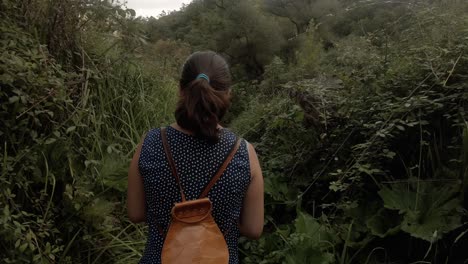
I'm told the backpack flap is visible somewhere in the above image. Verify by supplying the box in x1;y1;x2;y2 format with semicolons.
171;198;212;224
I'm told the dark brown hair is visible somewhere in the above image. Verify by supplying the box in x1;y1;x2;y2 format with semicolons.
175;51;232;143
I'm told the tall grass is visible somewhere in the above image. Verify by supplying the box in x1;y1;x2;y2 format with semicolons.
72;62;178;263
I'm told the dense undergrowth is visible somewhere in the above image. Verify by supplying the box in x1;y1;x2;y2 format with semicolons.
1;0;467;263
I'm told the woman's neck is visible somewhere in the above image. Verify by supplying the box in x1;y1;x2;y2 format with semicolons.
170;123;223;135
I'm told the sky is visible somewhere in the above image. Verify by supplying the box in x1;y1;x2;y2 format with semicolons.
124;0;192;17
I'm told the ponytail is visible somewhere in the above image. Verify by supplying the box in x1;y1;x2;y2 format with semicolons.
175;51;231;143
175;79;230;143
176;51;232;143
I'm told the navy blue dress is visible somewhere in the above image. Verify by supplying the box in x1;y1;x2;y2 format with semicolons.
138;126;251;264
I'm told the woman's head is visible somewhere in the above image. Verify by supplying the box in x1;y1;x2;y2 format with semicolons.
175;51;232;143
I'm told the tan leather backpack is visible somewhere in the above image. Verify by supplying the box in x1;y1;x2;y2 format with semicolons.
160;127;241;264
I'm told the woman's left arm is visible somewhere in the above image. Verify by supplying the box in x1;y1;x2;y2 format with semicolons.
127;139;146;223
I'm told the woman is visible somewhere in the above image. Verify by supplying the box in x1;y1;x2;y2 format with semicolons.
127;51;264;264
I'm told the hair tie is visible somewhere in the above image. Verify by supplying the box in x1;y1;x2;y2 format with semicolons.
196;73;210;83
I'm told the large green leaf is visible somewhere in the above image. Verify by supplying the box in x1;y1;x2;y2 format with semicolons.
295;212;338;247
379;182;462;241
283;212;337;264
366;208;401;238
379;186;416;213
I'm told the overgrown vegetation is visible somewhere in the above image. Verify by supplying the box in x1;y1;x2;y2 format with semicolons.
1;0;467;263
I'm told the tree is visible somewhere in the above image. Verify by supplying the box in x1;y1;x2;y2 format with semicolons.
263;0;339;35
146;0;286;78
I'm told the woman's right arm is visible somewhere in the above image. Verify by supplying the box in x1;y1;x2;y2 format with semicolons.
239;143;264;240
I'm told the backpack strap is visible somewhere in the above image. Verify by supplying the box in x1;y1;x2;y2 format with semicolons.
161;127;187;202
198;137;242;199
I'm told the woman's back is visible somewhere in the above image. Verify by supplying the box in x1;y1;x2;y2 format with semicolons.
138;126;251;264
127;51;263;263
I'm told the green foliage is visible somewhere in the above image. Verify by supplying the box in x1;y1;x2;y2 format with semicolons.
148;0;286;77
233;1;468;263
1;0;176;262
295;28;322;77
0;18;78;263
379;181;462;242
263;0;340;34
2;0;468;263
284;212;336;264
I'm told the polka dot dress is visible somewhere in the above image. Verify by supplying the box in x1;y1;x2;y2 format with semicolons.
138;126;251;264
